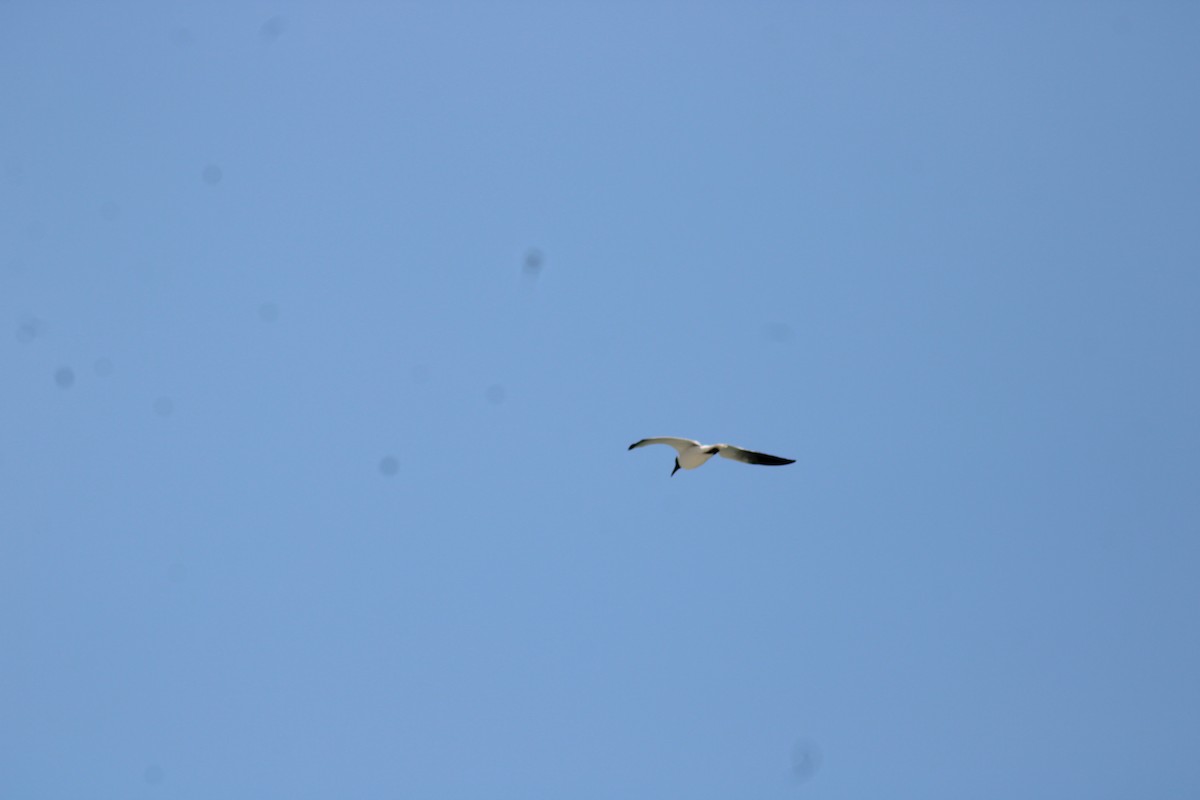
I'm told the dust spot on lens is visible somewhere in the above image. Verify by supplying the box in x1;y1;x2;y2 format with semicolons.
411;364;431;383
791;739;822;784
16;317;43;343
143;764;164;785
260;15;288;42
202;164;223;186
765;322;793;343
485;384;506;405
54;367;75;389
93;358;114;377
379;456;399;476
257;302;279;323
153;397;175;417
99;200;120;221
523;248;544;276
169;27;194;46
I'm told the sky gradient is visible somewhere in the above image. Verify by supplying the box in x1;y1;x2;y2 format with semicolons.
3;3;1199;798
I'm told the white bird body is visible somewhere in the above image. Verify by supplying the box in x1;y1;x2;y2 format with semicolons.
628;437;795;476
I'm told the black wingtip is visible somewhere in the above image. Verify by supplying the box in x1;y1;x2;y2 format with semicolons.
747;453;796;466
627;442;637;450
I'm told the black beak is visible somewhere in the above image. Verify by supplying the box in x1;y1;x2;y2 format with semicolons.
671;459;681;477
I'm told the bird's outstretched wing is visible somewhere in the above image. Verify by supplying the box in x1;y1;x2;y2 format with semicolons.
716;444;795;466
628;437;700;455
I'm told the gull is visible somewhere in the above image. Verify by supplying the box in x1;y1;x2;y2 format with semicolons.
628;437;795;476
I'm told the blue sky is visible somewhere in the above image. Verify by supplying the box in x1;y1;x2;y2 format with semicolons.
3;3;1199;798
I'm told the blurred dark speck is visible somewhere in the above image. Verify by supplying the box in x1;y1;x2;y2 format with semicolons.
169;27;194;46
16;317;43;343
379;456;399;477
791;739;822;784
144;764;164;785
153;397;175;417
93;358;114;377
486;384;506;405
99;200;120;222
54;367;75;389
202;164;223;186
765;322;793;343
523;248;544;276
257;302;279;323
260;15;288;42
411;364;431;383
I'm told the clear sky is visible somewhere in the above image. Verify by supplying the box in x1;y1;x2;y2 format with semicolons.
3;3;1199;798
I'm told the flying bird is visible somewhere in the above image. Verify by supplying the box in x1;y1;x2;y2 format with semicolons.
628;437;795;476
